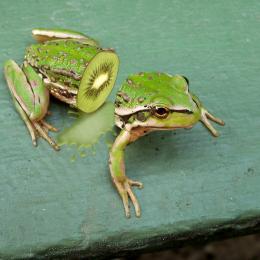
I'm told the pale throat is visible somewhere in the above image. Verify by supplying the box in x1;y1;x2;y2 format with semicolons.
92;73;109;89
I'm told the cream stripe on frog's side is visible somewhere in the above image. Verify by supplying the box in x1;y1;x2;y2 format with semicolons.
43;79;77;106
115;104;196;116
32;28;99;46
32;29;87;40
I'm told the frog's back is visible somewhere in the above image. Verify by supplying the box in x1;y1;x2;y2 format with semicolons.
115;72;180;112
25;40;102;87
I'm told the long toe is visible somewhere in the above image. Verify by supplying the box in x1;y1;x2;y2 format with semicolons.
41;120;59;132
34;122;60;151
114;180;131;218
128;179;143;189
126;184;141;217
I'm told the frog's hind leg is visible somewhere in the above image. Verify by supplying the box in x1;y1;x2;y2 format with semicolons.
4;59;59;150
32;28;99;46
200;108;225;137
13;98;37;146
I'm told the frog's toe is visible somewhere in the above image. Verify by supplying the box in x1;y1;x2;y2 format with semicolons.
114;180;131;217
113;177;142;218
32;138;37;147
200;108;224;137
128;179;143;189
121;192;130;218
25;121;37;146
33;122;60;151
28;128;37;146
205;111;225;126
40;120;59;132
125;181;141;217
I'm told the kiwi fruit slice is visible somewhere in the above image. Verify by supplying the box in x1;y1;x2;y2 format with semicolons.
77;51;119;113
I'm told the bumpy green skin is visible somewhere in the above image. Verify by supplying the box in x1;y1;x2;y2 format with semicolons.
26;40;101;89
25;37;119;113
4;60;49;121
116;72;195;111
110;72;225;218
115;72;202;129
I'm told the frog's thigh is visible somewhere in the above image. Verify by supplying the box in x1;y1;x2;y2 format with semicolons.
4;60;48;121
4;60;38;142
4;60;35;117
22;62;49;121
32;28;99;46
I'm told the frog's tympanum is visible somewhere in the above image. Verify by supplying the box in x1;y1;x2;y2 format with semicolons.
110;72;225;217
4;28;119;150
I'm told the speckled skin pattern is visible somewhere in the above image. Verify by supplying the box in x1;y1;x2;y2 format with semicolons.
25;40;102;89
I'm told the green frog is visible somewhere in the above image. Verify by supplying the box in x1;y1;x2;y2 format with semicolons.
4;28;119;150
110;72;225;218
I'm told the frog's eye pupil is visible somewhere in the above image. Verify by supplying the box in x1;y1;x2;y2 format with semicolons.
157;108;167;115
154;107;169;118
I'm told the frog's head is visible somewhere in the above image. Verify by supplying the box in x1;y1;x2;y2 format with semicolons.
139;74;201;130
115;73;201;130
115;72;224;135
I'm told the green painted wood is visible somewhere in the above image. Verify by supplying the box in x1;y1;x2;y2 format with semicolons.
0;0;260;259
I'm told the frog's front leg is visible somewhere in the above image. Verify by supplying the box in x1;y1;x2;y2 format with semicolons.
200;108;225;137
32;28;99;46
109;128;143;218
4;60;59;150
192;94;225;137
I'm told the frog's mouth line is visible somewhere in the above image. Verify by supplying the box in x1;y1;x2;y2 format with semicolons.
140;125;194;131
115;105;194;117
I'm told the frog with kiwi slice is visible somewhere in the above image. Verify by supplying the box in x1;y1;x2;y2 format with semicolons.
110;72;225;218
4;30;224;218
4;28;119;150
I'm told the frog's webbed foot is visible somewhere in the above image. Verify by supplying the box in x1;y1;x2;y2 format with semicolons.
13;100;59;150
33;121;60;151
40;120;59;133
200;108;225;137
113;177;143;218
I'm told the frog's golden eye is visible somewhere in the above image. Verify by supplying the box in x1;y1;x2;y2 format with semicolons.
153;107;170;119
